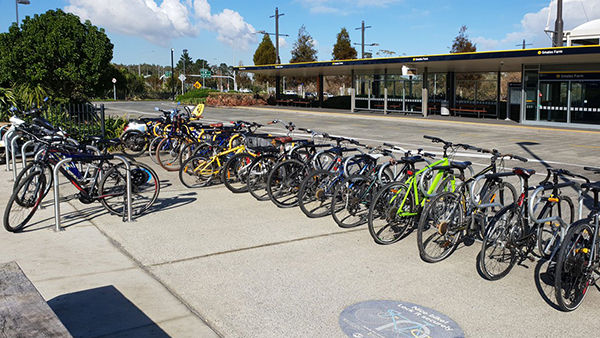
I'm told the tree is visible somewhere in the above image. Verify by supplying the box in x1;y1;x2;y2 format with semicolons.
450;25;476;53
290;25;318;63
332;28;357;60
0;9;114;102
253;34;276;84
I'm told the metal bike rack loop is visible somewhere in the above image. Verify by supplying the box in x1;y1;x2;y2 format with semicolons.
4;129;15;172
10;132;27;182
53;155;133;232
21;139;36;169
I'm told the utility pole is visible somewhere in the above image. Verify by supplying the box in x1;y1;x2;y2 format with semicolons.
354;21;378;58
270;7;285;64
553;0;564;47
170;48;175;100
517;39;532;49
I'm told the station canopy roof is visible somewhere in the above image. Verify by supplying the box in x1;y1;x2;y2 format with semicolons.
234;45;600;77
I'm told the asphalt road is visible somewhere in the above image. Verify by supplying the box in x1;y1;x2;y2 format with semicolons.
85;101;600;337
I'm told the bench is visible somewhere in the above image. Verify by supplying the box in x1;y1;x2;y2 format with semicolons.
275;99;293;106
450;106;490;118
415;103;440;114
0;261;72;337
292;101;311;107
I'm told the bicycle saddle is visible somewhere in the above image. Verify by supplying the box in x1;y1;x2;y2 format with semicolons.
450;161;472;170
513;167;536;178
399;156;425;164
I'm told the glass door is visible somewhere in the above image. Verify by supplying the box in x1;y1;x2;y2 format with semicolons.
570;81;600;124
539;81;569;123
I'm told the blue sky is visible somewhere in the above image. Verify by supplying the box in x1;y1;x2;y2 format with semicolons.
1;0;599;69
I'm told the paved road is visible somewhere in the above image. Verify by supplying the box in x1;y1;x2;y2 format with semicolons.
25;101;600;337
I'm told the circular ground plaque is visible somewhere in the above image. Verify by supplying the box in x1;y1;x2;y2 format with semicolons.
339;300;465;338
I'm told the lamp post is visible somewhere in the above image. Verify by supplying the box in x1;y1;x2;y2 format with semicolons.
182;49;188;95
170;48;175;100
15;0;30;25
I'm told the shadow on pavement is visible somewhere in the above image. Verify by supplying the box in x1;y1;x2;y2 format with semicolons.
48;285;171;338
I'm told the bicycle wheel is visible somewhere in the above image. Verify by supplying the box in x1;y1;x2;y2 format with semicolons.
99;161;160;216
148;136;163;164
266;159;308;208
221;152;254;193
331;174;373;228
554;220;594;311
474;181;518;239
247;154;278;201
311;150;336;171
537;195;574;259
4;170;46;232
417;191;464;263
367;182;414;245
298;169;337;218
120;130;148;157
179;155;216;188
156;137;190;171
479;203;519;280
14;161;53;200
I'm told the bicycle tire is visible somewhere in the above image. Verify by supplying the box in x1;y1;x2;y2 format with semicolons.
221;152;254;193
367;181;414;245
537;195;574;259
98;161;160;216
179;155;216;188
4;170;46;232
298;169;337;218
156;136;191;171
120;130;148;157
479;203;519;280
554;219;594;311
14;161;53;200
148;136;163;164
266;159;308;208
474;181;518;239
247;154;278;201
331;174;373;228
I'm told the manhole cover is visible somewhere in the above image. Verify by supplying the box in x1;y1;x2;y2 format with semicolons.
339;300;465;338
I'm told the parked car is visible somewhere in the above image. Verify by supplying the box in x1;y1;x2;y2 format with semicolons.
323;92;334;98
240;88;252;93
284;90;297;95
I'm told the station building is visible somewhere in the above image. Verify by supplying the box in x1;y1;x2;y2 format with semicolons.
235;20;600;128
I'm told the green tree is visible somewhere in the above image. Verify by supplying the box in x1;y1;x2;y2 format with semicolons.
332;28;357;60
0;9;114;102
450;25;476;53
253;34;277;85
290;25;318;63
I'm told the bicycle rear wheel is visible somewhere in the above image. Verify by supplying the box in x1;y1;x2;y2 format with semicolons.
331;174;372;228
156;137;190;171
554;220;594;311
99;161;161;216
266;159;308;208
298;169;337;218
4;170;46;232
367;182;414;245
537;195;574;259
478;203;519;280
221;152;254;193
474;181;517;239
247;155;277;201
417;191;464;263
120;130;148;157
179;155;216;188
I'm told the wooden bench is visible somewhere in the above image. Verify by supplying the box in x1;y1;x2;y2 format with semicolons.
275;99;293;106
450;106;492;118
0;261;72;337
416;103;440;114
292;101;311;107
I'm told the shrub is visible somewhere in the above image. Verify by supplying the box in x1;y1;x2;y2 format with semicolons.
176;88;219;104
205;93;266;106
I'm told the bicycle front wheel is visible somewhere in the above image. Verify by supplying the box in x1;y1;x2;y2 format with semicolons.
417;191;464;263
331;174;372;228
4;170;46;232
99;161;161;216
247;155;277;201
179;155;216;188
554;220;594;311
478;203;519;280
266;159;308;208
367;182;414;245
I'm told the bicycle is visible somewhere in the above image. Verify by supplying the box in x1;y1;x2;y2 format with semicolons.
553;166;600;311
416;148;524;263
367;135;468;245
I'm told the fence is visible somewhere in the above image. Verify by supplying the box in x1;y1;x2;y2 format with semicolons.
44;103;105;141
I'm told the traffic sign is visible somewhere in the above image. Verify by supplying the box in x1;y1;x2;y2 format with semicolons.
112;78;117;84
165;71;172;77
178;74;186;82
200;70;211;78
194;81;202;89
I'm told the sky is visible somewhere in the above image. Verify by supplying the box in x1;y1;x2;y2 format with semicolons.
1;0;599;70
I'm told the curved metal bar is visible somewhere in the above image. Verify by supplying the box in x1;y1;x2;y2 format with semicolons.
468;174;504;209
53;157;73;232
113;155;133;222
4;129;15;171
528;185;568;228
10;132;25;182
21;139;36;169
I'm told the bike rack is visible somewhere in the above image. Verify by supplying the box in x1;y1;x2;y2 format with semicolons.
21;139;36;169
4;129;15;172
53;154;133;232
420;165;474;199
10;132;28;182
468;174;505;209
528;182;583;226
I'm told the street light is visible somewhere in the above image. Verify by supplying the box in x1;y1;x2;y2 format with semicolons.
170;48;175;100
15;0;30;25
182;49;187;95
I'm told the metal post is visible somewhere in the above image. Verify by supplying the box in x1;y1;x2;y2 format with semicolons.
10;134;22;182
554;0;564;47
422;67;429;117
384;88;388;115
367;86;371;110
113;155;133;223
53;157;72;232
171;48;175;99
350;88;356;113
100;104;106;138
3;128;13;171
21;139;35;169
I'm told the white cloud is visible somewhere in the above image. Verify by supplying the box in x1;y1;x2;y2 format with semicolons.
279;37;288;49
295;0;402;15
473;0;600;51
65;0;256;50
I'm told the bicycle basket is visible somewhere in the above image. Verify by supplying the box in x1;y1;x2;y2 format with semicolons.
244;136;276;151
